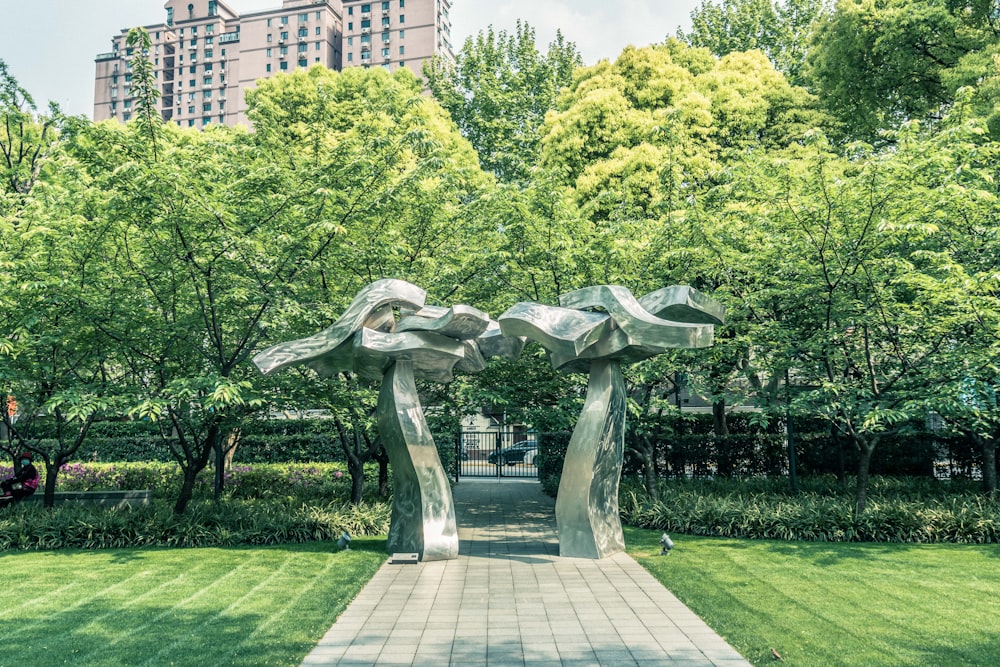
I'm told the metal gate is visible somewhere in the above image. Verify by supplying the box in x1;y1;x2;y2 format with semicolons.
456;431;538;480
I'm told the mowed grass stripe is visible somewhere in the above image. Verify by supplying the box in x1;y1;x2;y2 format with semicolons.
54;554;262;664
4;540;387;667
0;556;225;644
218;538;387;666
132;550;302;667
626;528;1000;667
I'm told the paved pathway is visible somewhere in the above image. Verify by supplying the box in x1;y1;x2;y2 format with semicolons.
301;479;751;666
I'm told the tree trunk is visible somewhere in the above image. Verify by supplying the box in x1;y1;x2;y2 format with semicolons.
853;436;877;516
334;416;366;505
174;465;200;514
712;399;729;436
374;448;390;498
981;436;997;499
632;434;659;501
43;462;59;508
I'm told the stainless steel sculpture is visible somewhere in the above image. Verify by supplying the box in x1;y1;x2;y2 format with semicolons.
253;279;520;561
500;285;723;559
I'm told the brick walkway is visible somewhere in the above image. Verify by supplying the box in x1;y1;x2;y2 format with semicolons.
301;479;751;666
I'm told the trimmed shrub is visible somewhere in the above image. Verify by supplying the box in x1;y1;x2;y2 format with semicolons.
620;476;1000;544
0;498;391;551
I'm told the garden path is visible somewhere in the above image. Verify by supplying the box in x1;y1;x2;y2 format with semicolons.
301;478;751;666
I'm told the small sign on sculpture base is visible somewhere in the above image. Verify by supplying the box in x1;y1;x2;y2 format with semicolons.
391;552;420;564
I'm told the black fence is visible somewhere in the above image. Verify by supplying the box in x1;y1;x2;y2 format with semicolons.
457;431;538;480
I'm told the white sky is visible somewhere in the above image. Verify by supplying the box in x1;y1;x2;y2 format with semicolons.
0;0;701;118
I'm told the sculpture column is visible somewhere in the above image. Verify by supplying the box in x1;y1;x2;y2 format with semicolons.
555;359;627;559
377;359;458;561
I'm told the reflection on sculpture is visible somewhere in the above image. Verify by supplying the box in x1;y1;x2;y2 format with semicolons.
500;285;723;559
253;279;522;561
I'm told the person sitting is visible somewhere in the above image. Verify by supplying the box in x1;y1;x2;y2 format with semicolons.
0;451;39;507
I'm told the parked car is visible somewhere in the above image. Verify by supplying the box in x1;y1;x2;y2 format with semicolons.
488;441;538;465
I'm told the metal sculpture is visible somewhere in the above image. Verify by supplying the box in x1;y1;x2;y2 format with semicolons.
253;279;522;561
500;285;723;559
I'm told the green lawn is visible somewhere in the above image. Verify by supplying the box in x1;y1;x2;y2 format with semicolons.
626;527;1000;667
0;539;387;667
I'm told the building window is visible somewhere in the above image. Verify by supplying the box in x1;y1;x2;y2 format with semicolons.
123;112;132;121
167;7;173;26
316;26;321;35
348;22;353;31
205;49;213;58
189;105;195;113
361;19;371;29
189;79;196;86
299;58;307;67
206;36;214;44
347;52;353;62
399;14;404;23
381;48;389;57
188;92;196;101
203;75;212;85
206;24;214;34
347;37;353;46
204;63;213;71
280;31;288;40
298;27;308;37
267;47;272;56
267;18;272;27
299;13;308;22
399;0;404;7
382;17;389;27
315;11;321;19
281;16;289;25
203;103;212;112
203;117;210;125
399;45;404;55
208;1;218;16
203;90;212;99
124;99;132;108
189;65;196;73
315;41;321;50
280;46;288;55
266;63;272;72
348;7;353;15
361;34;371;43
267;34;273;42
280;61;288;70
382;1;390;9
362;4;371;11
298;43;308;52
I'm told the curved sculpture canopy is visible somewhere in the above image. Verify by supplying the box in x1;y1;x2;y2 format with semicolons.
500;284;724;558
253;279;522;561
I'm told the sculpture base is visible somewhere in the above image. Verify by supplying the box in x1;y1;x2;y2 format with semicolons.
377;360;458;561
555;359;626;559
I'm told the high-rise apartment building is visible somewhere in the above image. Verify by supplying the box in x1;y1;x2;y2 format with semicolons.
93;0;453;128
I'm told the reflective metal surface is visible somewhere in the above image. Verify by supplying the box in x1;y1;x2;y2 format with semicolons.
555;359;626;558
252;279;426;377
500;285;724;559
254;280;516;562
379;360;458;561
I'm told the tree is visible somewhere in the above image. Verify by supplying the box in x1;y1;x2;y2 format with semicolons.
0;59;61;213
246;66;493;505
425;21;582;184
807;0;996;141
679;0;829;85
